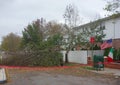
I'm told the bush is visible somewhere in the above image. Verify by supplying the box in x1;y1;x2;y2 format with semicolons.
104;48;120;60
2;51;63;66
104;48;111;56
30;51;63;66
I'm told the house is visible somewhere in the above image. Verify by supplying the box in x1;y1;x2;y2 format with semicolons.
74;13;120;49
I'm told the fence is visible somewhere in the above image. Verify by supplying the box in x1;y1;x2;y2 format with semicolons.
61;51;87;64
61;50;104;64
87;50;104;60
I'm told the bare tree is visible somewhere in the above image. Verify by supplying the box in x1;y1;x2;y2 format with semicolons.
93;13;101;21
104;0;120;13
63;4;81;28
45;21;65;37
63;4;82;63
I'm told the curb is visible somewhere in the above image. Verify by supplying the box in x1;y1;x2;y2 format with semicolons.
0;64;89;71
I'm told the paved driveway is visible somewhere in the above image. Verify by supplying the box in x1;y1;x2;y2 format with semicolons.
2;68;119;85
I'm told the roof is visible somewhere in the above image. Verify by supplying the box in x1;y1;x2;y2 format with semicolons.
74;13;120;30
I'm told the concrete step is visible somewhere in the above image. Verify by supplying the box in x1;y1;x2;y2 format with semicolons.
0;68;7;84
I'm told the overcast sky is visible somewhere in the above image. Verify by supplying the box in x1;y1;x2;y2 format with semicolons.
0;0;107;42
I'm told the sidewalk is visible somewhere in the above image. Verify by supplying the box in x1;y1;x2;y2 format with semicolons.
91;68;120;78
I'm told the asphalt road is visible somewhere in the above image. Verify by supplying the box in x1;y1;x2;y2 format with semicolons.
1;69;119;85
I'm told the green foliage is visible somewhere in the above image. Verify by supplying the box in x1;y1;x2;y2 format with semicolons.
22;19;43;50
31;51;63;66
76;21;105;49
95;26;106;42
19;19;64;66
116;49;120;60
1;33;21;52
82;66;94;70
104;48;111;56
113;48;120;60
1;19;64;66
64;63;79;66
47;34;63;46
90;44;100;50
21;19;64;51
103;48;120;60
2;51;63;66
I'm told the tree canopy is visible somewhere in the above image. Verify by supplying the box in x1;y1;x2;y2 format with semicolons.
21;19;64;51
76;20;106;50
105;0;120;13
1;33;21;52
63;4;81;28
22;19;44;50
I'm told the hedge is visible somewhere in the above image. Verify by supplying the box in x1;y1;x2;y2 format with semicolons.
1;51;63;66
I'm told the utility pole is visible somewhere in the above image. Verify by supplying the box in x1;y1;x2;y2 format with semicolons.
112;21;115;48
90;37;95;60
112;21;116;60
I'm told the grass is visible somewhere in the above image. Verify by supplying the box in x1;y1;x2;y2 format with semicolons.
82;66;95;70
63;63;80;66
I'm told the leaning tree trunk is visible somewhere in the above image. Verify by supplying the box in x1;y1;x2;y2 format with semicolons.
65;50;69;63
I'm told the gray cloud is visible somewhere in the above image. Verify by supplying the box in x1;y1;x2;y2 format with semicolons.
0;0;107;42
